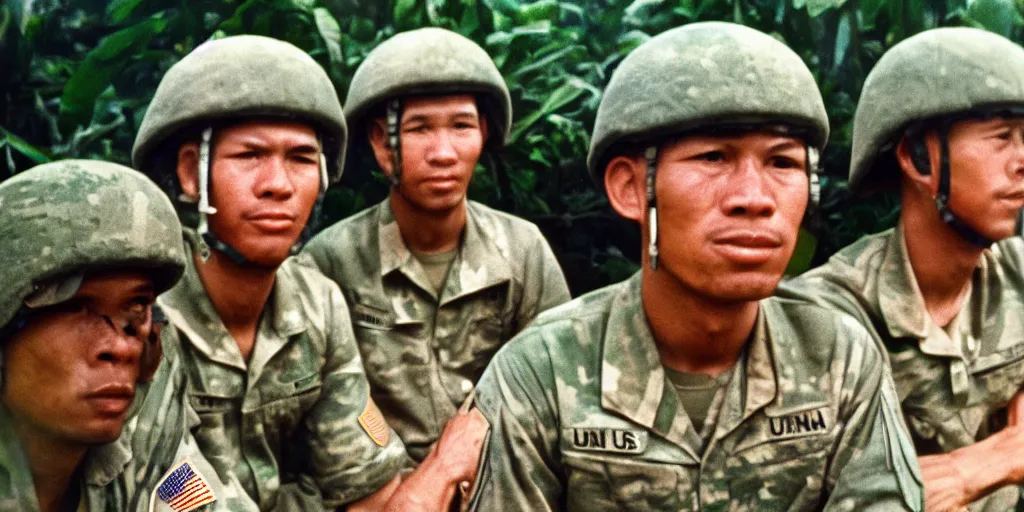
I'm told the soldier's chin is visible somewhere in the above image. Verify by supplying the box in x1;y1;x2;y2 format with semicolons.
234;243;295;269
702;273;782;303
76;421;126;445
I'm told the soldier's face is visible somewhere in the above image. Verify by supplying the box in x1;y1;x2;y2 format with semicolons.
944;117;1024;241
371;94;487;213
617;132;808;302
180;121;322;267
1;271;155;445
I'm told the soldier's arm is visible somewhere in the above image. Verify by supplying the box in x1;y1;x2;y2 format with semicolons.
301;283;408;508
823;324;924;512
512;226;571;334
917;421;1024;510
466;332;564;511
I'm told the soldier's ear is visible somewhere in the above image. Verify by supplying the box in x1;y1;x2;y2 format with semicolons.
479;114;489;146
176;142;201;201
367;118;394;176
604;155;645;223
895;134;940;196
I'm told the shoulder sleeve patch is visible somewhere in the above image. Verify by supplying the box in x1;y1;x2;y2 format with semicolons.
151;459;217;512
359;398;391;447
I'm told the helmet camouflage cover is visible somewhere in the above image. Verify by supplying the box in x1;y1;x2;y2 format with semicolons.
344;27;512;146
850;27;1024;190
0;160;186;330
587;21;829;185
132;34;347;182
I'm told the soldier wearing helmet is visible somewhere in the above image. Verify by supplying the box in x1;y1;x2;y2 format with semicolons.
303;27;571;467
0;160;247;511
132;34;421;509
464;22;923;511
779;27;1024;510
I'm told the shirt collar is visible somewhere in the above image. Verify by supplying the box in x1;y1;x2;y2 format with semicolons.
599;273;782;454
158;229;308;371
376;198;513;304
877;224;971;358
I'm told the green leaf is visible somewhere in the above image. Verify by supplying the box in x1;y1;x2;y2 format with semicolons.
509;79;587;143
516;0;559;24
785;227;818;275
967;0;1023;36
617;29;650;53
394;0;420;26
623;0;665;26
106;0;145;23
58;15;168;134
509;44;584;78
805;0;846;16
313;8;342;67
832;11;851;72
0;127;51;165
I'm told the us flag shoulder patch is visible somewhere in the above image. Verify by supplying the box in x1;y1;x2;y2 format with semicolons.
155;460;216;512
359;398;390;447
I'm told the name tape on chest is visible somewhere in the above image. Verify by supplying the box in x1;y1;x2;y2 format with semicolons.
564;428;648;454
766;407;830;441
352;303;393;329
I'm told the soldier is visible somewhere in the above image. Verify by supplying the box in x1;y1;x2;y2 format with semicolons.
0;159;236;511
304;27;571;464
133;35;484;510
465;22;924;511
778;27;1024;511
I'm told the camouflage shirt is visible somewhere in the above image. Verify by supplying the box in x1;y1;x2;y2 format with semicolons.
304;198;570;461
0;338;256;512
468;272;924;512
779;226;1024;510
157;230;406;509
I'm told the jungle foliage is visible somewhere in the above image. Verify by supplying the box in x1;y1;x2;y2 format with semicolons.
1;0;1022;293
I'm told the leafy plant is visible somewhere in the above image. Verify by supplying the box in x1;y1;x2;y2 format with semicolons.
2;0;1021;293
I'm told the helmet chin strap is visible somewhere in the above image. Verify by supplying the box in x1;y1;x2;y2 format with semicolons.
644;146;659;270
195;128;330;266
386;99;403;187
908;126;993;248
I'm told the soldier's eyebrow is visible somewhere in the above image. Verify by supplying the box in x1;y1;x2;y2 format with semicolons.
768;140;804;152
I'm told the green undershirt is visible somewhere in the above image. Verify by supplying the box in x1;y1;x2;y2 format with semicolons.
411;249;458;295
664;367;731;450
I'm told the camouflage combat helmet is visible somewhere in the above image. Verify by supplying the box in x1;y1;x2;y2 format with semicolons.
851;27;1024;247
0;160;186;330
588;21;828;181
132;35;346;265
588;21;828;269
850;27;1024;191
132;34;347;181
345;27;511;184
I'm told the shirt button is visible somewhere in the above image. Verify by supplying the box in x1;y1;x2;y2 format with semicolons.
461;379;473;393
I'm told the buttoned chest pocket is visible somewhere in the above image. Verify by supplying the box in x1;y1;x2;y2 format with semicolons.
725;435;831;510
970;343;1024;408
351;302;430;375
188;392;243;473
562;452;693;512
455;286;513;378
252;370;323;471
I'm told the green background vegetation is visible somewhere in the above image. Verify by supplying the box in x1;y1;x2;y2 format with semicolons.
2;0;1022;294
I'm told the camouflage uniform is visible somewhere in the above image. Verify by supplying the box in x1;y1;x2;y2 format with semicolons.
468;273;923;511
780;229;1024;510
305;198;570;461
0;160;254;512
133;35;406;508
469;22;925;511
157;232;407;508
304;27;570;462
779;27;1024;511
